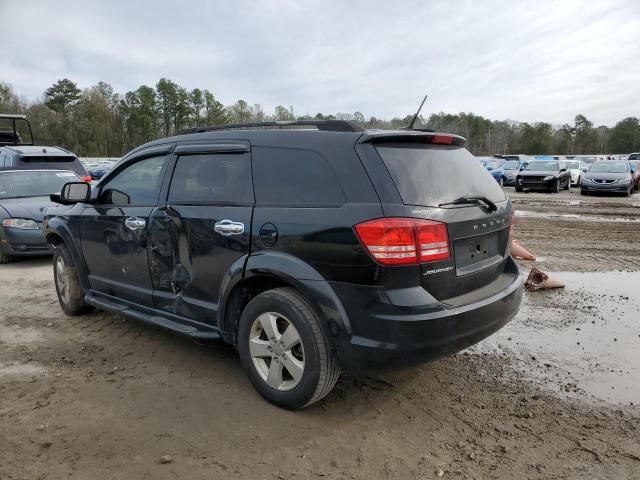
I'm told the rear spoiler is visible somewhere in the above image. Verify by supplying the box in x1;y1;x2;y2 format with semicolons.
358;131;466;147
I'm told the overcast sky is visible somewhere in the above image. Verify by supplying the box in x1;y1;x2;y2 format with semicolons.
2;0;639;126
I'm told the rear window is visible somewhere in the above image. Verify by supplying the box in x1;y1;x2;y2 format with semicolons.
375;145;506;207
253;147;345;206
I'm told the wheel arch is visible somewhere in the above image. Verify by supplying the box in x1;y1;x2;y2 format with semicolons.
44;219;91;291
217;252;352;350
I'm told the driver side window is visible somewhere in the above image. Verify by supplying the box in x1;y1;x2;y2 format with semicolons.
100;155;166;205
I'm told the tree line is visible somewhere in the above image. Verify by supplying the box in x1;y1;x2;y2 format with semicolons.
1;79;638;157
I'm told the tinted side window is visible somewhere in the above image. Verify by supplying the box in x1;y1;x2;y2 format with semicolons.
100;155;166;205
168;153;252;204
253;147;345;206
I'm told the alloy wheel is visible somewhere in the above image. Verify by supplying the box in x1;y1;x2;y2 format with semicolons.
55;255;70;305
249;312;305;391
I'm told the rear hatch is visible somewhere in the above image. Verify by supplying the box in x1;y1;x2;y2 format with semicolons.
370;136;513;301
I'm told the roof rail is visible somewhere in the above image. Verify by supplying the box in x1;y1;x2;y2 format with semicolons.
179;120;364;135
0;113;28;119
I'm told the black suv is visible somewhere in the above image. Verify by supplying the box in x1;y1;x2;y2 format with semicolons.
45;120;523;409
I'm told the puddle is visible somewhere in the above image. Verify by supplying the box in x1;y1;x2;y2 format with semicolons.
516;210;640;223
0;362;47;378
477;271;640;405
0;325;44;345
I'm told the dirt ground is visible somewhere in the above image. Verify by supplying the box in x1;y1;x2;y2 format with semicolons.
1;188;639;480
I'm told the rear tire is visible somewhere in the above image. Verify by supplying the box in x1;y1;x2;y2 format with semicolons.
53;245;91;316
237;288;339;410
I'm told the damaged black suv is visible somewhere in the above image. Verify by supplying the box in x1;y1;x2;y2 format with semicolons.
45;120;523;409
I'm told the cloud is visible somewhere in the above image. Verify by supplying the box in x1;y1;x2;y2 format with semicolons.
2;0;639;125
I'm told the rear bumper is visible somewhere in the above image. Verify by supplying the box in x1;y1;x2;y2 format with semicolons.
0;227;52;256
329;259;523;372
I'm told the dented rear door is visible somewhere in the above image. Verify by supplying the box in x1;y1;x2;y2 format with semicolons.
148;143;253;324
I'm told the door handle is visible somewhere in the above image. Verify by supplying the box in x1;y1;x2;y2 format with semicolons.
213;219;245;236
125;217;146;230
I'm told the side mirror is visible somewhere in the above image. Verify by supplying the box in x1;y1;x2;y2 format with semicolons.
51;182;91;205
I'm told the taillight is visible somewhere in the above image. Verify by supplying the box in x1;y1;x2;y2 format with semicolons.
80;175;92;183
354;218;450;266
429;135;454;145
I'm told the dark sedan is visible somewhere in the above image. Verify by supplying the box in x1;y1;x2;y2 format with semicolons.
581;161;634;196
515;160;571;193
0;169;80;263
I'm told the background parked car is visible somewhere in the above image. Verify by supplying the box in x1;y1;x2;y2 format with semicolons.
516;159;572;193
477;157;505;186
0;169;81;263
577;156;598;172
581;160;634;196
501;159;522;186
564;159;583;186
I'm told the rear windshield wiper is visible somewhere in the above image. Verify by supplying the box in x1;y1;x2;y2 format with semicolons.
439;196;497;212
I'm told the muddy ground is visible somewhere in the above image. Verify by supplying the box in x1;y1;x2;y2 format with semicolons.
1;188;639;480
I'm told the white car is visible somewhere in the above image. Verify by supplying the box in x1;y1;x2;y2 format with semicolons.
565;159;583;186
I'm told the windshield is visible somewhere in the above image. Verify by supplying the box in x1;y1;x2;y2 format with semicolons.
485;160;501;169
502;160;520;170
522;161;559;172
375;145;506;207
580;156;597;165
589;162;629;173
565;161;580;169
0;171;79;199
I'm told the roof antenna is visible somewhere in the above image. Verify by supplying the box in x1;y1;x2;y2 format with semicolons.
405;94;428;130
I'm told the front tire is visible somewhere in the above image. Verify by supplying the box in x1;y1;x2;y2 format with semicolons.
53;245;91;316
238;288;339;410
0;252;14;264
553;179;560;193
515;178;523;192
